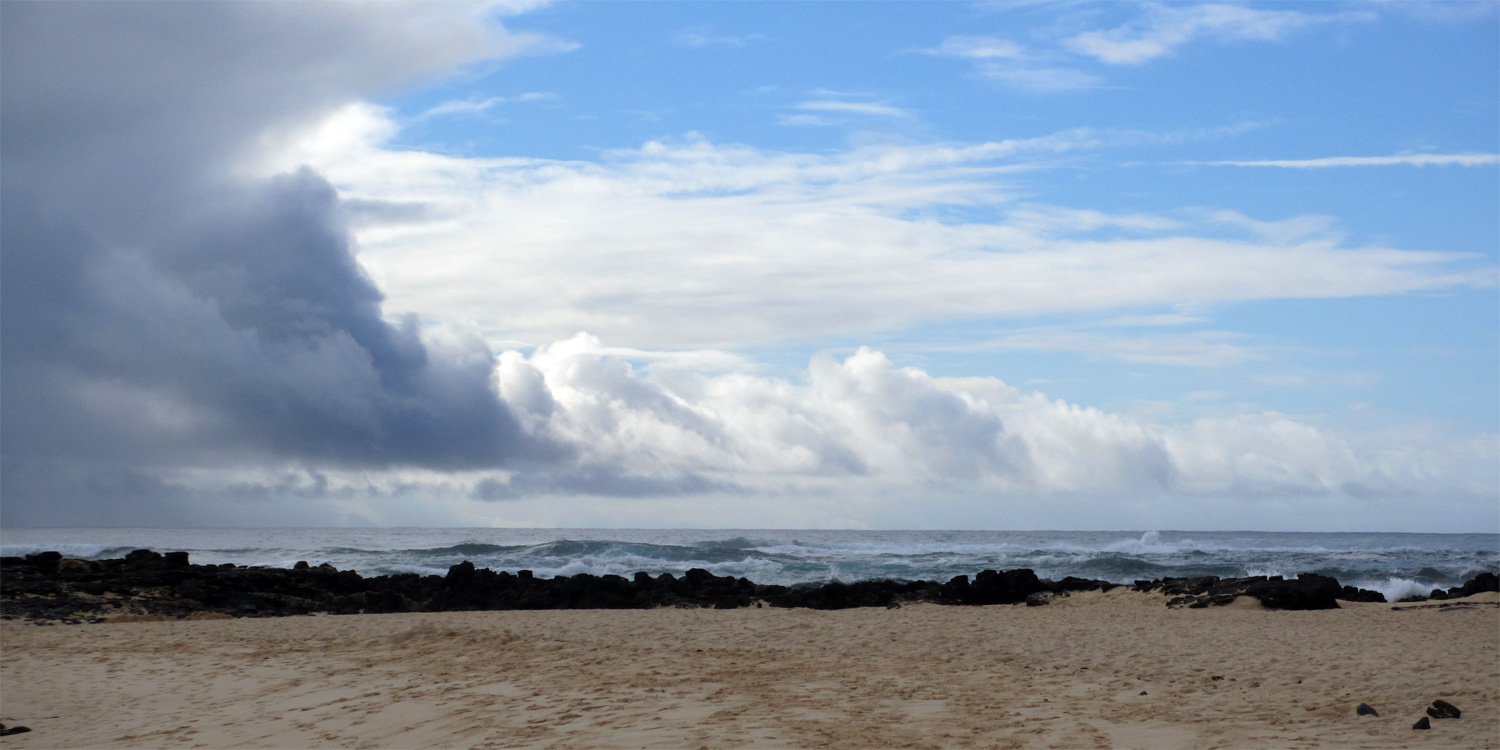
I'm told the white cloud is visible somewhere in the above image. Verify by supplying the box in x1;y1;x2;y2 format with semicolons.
1202;153;1500;168
1066;3;1364;65
673;27;767;48
1103;314;1207;328
260;108;1492;353
482;338;1499;502
420;96;505;119
925;34;1101;92
1253;372;1380;389
128;338;1498;529
978;64;1104;92
943;328;1254;368
777;114;837;127
1203;210;1342;244
417;92;558;119
797;100;910;118
1006;204;1184;234
929;36;1027;59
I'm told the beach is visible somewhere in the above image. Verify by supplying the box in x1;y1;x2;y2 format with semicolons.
2;590;1495;749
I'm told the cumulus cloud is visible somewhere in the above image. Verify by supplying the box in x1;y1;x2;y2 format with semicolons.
497;336;1028;484
482;340;1496;519
12;326;1490;528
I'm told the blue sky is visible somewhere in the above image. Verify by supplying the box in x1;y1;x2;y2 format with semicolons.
371;1;1498;430
2;1;1496;530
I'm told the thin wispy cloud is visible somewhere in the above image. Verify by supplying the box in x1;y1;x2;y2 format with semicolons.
1103;313;1208;328
925;34;1099;92
927;35;1026;59
796;100;910;118
1066;3;1369;65
777;114;836;128
418;92;557;120
1201;153;1500;168
941;328;1254;368
673;26;767;48
262;108;1492;354
979;65;1104;92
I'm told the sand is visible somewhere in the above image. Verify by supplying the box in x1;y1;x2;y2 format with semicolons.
1;590;1495;749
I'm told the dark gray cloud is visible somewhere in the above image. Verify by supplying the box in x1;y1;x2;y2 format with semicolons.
472;468;740;501
1;2;531;525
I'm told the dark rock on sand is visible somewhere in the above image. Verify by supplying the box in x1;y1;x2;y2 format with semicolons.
1338;586;1386;603
0;724;32;736
1133;573;1342;610
1356;703;1378;717
1055;576;1118;594
971;569;1047;605
1428;699;1461;719
1413;716;1430;730
1446;572;1498;598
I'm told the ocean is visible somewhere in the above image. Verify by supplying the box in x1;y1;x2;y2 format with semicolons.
2;528;1495;603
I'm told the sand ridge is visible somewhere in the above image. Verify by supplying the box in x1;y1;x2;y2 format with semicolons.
2;590;1496;749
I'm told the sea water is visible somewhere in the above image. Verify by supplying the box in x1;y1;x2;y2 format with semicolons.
2;528;1495;603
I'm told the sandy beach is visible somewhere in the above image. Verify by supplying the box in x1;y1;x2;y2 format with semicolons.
2;590;1496;749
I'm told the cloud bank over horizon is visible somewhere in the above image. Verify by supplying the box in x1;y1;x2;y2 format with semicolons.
2;2;1495;531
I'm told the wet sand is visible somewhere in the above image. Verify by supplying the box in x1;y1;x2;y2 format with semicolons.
2;590;1496;749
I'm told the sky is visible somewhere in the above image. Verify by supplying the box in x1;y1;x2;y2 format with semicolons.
1;0;1496;531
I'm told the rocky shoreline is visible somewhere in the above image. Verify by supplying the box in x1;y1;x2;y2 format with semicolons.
3;550;1496;624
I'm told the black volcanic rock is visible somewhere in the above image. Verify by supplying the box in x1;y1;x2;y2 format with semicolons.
1338;585;1386;603
25;551;63;576
970;568;1046;605
1428;700;1460;719
1446;572;1498;598
445;560;476;585
1356;703;1378;717
125;549;163;564
939;574;971;604
1133;574;1341;610
1413;716;1430;730
1055;576;1118;594
2;549;1412;622
1251;573;1341;610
